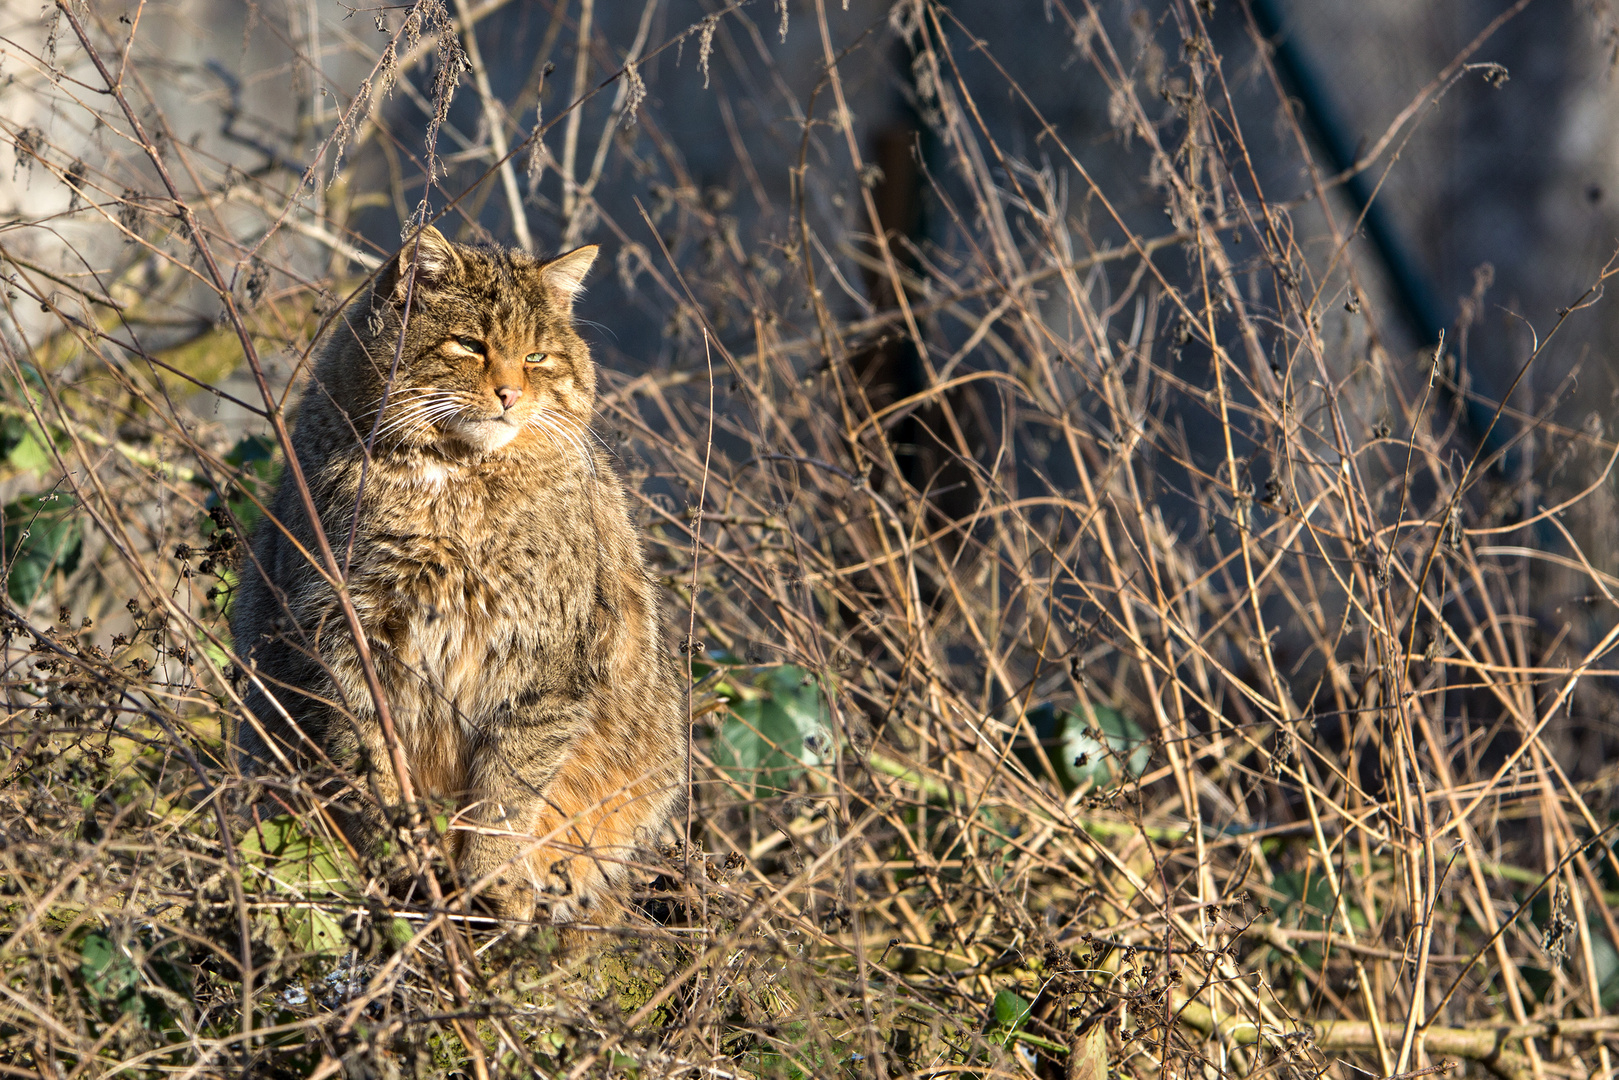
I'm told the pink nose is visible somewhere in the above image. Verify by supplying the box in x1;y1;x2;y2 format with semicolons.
496;386;522;410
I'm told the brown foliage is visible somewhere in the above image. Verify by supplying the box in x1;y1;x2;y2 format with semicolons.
0;1;1616;1078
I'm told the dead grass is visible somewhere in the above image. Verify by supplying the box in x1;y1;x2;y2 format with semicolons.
0;1;1616;1078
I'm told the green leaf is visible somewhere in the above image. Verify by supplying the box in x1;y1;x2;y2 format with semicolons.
739;1018;851;1079
240;814;356;955
3;491;83;606
203;434;279;535
225;432;277;472
296;907;346;955
993;988;1031;1027
988;988;1032;1044
0;412;73;477
7;429;51;475
1023;702;1149;791
79;933;138;1003
77;930;191;1033
201;633;233;672
711;664;832;794
0;415;34;469
1268;868;1366;969
1271;869;1337;931
1594;933;1619;1009
1062;703;1149;788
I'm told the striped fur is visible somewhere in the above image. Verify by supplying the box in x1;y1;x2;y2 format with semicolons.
231;228;684;923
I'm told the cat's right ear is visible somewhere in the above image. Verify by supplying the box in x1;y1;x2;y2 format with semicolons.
540;245;599;311
377;225;461;303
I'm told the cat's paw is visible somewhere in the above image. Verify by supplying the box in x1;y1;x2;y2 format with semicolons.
468;869;539;923
459;837;541;922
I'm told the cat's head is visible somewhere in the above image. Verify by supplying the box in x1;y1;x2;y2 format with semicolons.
325;227;600;459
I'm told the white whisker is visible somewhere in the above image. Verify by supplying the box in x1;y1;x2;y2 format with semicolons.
545;409;597;451
524;415;567;460
377;396;468;442
529;408;595;475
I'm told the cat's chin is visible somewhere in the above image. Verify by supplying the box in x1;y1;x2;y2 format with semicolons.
443;417;522;454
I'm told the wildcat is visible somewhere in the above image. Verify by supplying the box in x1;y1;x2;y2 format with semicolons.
230;226;684;923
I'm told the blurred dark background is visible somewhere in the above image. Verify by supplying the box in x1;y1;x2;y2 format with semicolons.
36;0;1601;416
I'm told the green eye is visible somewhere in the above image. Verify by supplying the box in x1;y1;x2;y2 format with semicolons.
453;336;486;355
525;352;551;365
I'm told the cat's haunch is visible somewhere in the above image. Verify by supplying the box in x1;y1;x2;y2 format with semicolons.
230;227;685;923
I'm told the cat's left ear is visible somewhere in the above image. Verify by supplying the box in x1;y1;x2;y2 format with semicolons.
541;245;599;311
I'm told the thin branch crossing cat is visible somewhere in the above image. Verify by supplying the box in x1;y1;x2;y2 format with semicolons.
231;227;684;922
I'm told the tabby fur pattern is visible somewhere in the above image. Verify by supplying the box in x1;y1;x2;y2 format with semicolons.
230;227;684;923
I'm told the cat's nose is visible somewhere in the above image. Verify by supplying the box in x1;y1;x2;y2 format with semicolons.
495;386;522;410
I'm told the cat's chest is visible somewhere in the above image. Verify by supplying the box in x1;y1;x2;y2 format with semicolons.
359;500;595;618
348;478;601;691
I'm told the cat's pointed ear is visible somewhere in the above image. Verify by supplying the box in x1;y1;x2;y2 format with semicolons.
540;245;599;310
379;225;461;302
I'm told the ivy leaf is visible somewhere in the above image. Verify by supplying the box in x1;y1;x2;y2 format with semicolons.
711;664;832;794
1022;703;1149;791
7;430;51;475
0;414;57;476
987;988;1032;1044
203;433;279;535
1060;703;1149;788
240;814;354;955
79;933;138;1004
1071;1022;1109;1080
3;492;83;606
1593;933;1619;1008
76;930;190;1033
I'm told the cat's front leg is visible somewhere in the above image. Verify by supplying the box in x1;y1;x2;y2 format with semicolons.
458;703;590;921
